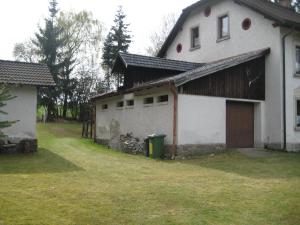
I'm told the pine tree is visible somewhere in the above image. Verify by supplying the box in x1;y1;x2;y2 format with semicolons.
102;32;114;89
0;85;17;137
111;6;132;54
49;0;58;18
102;6;131;88
33;0;64;120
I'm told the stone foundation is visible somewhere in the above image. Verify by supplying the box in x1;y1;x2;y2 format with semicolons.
94;137;300;159
286;143;300;152
264;143;282;151
0;139;37;154
176;144;226;157
95;138;228;158
95;138;110;146
264;143;300;152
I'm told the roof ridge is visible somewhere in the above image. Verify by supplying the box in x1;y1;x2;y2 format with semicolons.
119;52;202;65
0;59;46;66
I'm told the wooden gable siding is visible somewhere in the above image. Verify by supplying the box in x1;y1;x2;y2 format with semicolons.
123;67;178;89
180;57;265;100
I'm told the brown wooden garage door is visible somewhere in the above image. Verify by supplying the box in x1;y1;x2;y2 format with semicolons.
226;101;254;148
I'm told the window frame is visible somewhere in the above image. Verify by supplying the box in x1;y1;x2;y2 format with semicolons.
217;13;230;42
190;26;200;50
126;99;134;108
157;95;169;104
143;96;154;106
295;97;300;131
295;45;300;76
101;104;108;110
116;101;124;109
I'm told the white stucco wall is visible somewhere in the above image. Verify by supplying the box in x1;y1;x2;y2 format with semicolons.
95;87;174;145
177;94;226;145
165;0;283;147
0;85;37;139
283;32;300;150
177;94;265;147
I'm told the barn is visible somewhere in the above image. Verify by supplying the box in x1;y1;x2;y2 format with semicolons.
92;49;269;156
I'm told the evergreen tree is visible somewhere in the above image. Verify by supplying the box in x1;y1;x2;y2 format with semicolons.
102;6;131;88
102;32;114;89
33;0;64;120
0;85;17;137
111;6;132;54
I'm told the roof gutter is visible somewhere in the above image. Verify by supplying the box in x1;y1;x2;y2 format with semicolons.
281;28;294;151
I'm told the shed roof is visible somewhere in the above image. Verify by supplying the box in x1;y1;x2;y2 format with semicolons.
92;48;270;100
0;60;55;86
157;0;300;57
112;52;204;73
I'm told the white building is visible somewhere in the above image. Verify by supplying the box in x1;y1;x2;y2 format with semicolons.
0;60;54;152
93;0;300;156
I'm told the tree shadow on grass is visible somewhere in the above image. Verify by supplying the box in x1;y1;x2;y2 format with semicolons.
178;150;300;179
0;148;83;174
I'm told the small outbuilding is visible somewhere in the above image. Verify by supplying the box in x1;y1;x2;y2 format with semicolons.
0;60;55;152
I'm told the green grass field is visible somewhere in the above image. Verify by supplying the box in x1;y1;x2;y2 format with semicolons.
0;122;299;225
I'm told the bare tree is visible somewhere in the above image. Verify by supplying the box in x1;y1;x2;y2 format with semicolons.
13;40;39;63
146;13;177;56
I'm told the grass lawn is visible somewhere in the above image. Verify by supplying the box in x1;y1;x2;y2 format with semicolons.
0;123;299;225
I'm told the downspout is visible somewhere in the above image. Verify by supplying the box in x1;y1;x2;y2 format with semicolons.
93;103;97;142
281;29;294;151
169;82;178;158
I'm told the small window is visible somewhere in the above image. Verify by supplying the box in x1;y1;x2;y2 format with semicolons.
116;101;124;108
191;27;200;49
218;15;229;39
126;99;134;107
102;104;108;110
176;43;182;53
157;95;169;103
296;99;300;128
144;97;154;105
204;7;211;17
296;46;300;74
242;18;251;30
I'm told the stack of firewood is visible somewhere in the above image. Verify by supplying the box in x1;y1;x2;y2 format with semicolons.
120;133;143;154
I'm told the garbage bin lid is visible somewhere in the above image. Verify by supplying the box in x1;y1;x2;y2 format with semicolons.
147;134;166;138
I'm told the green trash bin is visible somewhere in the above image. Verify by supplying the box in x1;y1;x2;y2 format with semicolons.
148;134;166;159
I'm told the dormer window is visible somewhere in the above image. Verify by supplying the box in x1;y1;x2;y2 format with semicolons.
296;46;300;75
191;26;200;49
218;14;230;41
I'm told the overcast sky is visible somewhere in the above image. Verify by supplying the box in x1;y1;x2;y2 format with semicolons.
0;0;197;60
